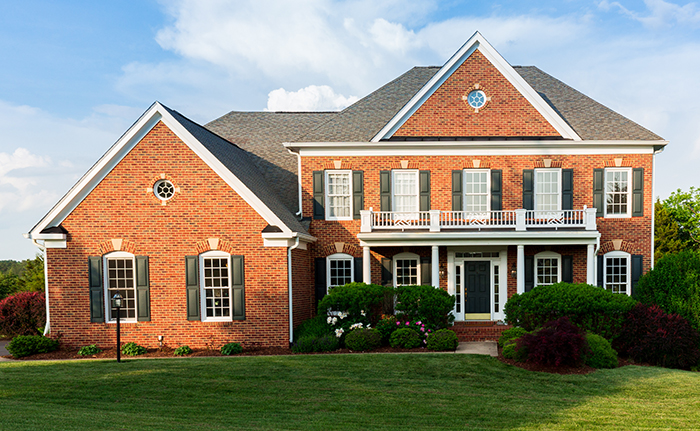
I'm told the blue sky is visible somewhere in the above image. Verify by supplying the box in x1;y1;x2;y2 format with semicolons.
2;0;700;259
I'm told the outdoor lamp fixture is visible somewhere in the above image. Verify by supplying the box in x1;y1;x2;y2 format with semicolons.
439;264;447;279
111;293;123;363
510;263;517;279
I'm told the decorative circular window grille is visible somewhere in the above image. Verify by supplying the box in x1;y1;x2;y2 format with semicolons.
467;90;487;109
153;180;175;200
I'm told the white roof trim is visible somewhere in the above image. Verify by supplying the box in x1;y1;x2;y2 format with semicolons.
370;31;582;142
28;102;293;237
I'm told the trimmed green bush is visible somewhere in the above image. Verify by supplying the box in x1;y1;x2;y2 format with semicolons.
502;341;527;361
174;345;192;356
294;315;332;342
121;342;146;356
635;250;700;332
221;342;243;355
389;327;421;348
394;285;455;329
292;334;340;353
375;315;398;345
78;344;102;356
6;335;59;358
584;333;618;369
504;282;637;340
318;282;390;325
426;329;459;351
344;328;381;351
498;327;529;348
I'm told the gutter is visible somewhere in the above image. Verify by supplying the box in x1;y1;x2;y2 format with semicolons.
286;145;303;220
287;237;301;344
651;146;665;269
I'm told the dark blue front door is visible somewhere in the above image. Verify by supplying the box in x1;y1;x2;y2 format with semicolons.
465;261;490;314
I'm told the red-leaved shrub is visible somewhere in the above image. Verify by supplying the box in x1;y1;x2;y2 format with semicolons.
0;291;45;336
518;316;588;367
614;304;700;370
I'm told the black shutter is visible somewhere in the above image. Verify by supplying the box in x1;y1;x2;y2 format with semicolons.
231;256;245;320
562;255;573;283
562;169;573;211
523;170;534;210
631;254;643;296
381;258;393;286
452;170;463;211
420;257;431;286
597;255;604;288
135;256;150;322
88;256;104;323
524;256;534;292
593;169;604;217
354;257;363;283
491;170;502;211
353;171;364;220
313;171;324;219
185;255;200;321
632;168;644;217
419;170;431;212
380;171;391;211
314;258;327;305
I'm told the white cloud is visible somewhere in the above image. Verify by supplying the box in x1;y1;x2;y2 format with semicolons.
266;85;359;111
600;0;700;28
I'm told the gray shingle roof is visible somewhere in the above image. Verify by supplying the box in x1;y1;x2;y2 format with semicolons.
162;105;309;235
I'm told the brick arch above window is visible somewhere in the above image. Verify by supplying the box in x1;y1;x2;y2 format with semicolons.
319;242;360;258
194;238;237;255
98;238;138;255
599;240;635;255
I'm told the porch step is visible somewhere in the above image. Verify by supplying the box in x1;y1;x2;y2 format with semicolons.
452;322;511;342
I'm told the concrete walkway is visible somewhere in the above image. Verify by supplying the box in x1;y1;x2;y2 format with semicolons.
0;340;12;361
455;341;498;357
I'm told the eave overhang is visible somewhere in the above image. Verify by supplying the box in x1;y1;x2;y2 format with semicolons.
357;230;601;248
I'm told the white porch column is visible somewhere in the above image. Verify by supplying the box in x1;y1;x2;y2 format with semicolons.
431;245;439;288
586;244;595;285
517;245;525;294
363;246;371;283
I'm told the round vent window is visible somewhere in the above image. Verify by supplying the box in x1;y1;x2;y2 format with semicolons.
467;90;487;109
154;180;175;201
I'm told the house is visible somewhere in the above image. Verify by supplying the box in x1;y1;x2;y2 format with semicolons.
26;32;666;348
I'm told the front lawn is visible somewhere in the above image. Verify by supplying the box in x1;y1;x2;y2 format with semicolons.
1;354;699;430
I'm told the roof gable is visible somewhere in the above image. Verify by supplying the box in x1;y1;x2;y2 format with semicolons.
372;31;581;141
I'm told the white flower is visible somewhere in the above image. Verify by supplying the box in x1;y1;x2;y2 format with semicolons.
360;310;366;316
335;328;344;338
327;317;332;324
349;322;364;330
332;317;338;325
338;312;348;319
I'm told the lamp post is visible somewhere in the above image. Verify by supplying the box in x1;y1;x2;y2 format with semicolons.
111;293;123;363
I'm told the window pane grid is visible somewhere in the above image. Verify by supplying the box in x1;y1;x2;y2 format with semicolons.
393;172;418;213
464;171;489;212
396;259;418;286
455;265;461;314
107;258;136;320
329;259;352;287
606;170;629;215
606;257;628;294
203;257;231;318
493;265;499;313
536;258;559;286
536;171;559;211
327;173;351;218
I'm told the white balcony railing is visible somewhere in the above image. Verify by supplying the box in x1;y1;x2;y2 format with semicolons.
360;207;597;233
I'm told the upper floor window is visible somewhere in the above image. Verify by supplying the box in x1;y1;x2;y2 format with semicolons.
535;169;561;212
327;253;353;292
604;251;630;295
605;168;631;217
534;251;561;287
325;170;352;220
464;169;490;213
392;170;419;213
104;251;137;322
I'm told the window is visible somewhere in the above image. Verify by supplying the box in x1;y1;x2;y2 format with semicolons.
604;251;630;295
463;169;490;213
325;170;352;220
153;180;175;201
392;170;419;213
200;251;232;321
327;253;353;292
605;168;631;217
394;252;420;286
535;251;561;286
535;169;561;212
104;252;136;322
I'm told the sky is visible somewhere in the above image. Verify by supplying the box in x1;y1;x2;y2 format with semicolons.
1;0;699;260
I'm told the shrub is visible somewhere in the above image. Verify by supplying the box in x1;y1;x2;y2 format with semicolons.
394;285;455;329
635;250;700;332
498;327;529;348
121;342;147;356
78;344;102;356
389;328;421;349
6;335;59;358
292;335;317;353
344;328;381;351
502;341;527;362
292;334;340;353
174;345;192;356
294;315;332;342
318;282;390;325
426;329;459;351
504;283;637;340
375;315;398;345
0;291;45;336
221;343;243;355
519;317;588;367
615;303;700;369
584;333;618;369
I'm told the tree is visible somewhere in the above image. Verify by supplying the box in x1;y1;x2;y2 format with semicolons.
17;254;44;293
0;272;19;300
655;188;700;261
655;201;690;262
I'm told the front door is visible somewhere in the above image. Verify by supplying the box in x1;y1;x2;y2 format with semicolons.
464;261;490;317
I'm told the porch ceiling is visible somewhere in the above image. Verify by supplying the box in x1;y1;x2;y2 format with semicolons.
357;230;600;247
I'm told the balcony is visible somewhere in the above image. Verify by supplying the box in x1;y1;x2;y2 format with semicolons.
360;207;597;233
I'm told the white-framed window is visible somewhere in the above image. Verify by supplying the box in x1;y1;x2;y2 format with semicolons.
463;169;490;213
604;251;631;295
534;251;561;287
325;170;352;220
392;170;419;213
394;252;420;286
605;168;632;218
199;250;232;322
327;253;353;292
535;169;561;212
104;251;137;322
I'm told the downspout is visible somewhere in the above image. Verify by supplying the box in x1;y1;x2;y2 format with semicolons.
288;236;301;344
651;147;664;269
286;146;303;220
31;238;50;335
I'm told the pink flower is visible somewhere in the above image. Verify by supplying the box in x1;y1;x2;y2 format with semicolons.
396;321;400;326
405;322;410;326
417;321;422;325
420;328;425;332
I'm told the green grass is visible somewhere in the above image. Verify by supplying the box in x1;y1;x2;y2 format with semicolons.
1;354;700;430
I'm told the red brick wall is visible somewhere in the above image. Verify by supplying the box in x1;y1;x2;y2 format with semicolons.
394;49;561;138
48;121;294;349
292;247;314;328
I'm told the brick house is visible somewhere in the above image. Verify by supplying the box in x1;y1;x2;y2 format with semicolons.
27;32;666;348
